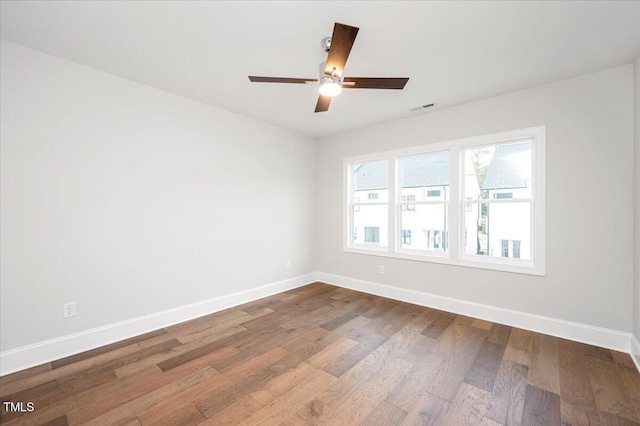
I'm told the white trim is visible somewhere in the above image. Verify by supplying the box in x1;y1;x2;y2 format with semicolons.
4;272;638;377
631;334;640;373
317;272;632;354
342;247;544;276
0;273;318;376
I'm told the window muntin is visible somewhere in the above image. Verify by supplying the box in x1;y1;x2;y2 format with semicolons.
344;127;544;276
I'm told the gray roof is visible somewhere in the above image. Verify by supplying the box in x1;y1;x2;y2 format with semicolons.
353;160;388;191
353;153;450;191
481;143;531;190
401;152;450;188
353;143;530;192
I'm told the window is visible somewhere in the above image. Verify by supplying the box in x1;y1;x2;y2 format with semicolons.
500;239;522;259
400;195;416;211
495;192;513;199
344;126;545;275
513;240;521;259
365;227;380;244
427;230;447;251
501;240;509;258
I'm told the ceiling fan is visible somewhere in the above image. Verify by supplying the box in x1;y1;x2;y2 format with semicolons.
248;23;410;113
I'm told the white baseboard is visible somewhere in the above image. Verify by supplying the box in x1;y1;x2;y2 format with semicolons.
3;271;638;376
631;335;640;372
317;272;633;355
0;273;318;376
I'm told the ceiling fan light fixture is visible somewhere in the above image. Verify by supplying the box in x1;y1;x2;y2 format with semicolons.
318;75;342;97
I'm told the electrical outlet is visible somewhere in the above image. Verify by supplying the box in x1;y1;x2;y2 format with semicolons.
63;303;76;318
285;261;291;270
379;265;385;274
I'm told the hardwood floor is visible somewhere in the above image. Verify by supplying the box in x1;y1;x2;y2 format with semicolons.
1;282;639;425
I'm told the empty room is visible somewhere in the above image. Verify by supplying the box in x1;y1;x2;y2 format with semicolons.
1;1;640;425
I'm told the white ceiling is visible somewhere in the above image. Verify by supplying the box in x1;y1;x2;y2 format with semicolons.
2;1;640;138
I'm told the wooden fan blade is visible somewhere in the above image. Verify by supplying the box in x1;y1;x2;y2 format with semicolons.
249;76;316;84
314;95;331;113
342;77;409;90
325;23;359;78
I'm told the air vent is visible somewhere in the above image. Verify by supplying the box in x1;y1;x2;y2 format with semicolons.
410;103;435;112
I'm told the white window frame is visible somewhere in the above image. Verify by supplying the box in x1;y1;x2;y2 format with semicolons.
343;126;545;276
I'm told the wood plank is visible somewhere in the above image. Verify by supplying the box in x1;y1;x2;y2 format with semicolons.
319;356;413;425
561;402;602;426
504;328;534;367
421;311;457;338
322;332;387;378
196;342;323;418
598;411;640;426
319;305;369;331
487;323;513;346
486;359;529;425
584;344;615;362
440;382;491;425
41;415;69;426
316;357;376;408
0;343;141;397
156;322;280;372
295;398;335;425
528;333;560;394
363;400;408;425
0;363;52;385
472;319;494;330
400;391;450;426
558;338;599;410
522;384;561;426
587;357;640;422
464;340;506;391
198;395;261;425
66;366;218;424
135;347;289;425
611;351;638;369
237;369;337;425
307;337;358;369
250;361;315;406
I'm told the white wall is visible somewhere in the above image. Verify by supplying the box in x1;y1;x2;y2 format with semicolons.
317;65;634;333
0;41;317;352
634;56;640;345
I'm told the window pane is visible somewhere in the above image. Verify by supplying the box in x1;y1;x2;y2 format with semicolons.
464;142;531;200
463;202;530;259
400;203;448;252
364;227;380;243
352;160;388;203
352;204;387;247
400;152;450;201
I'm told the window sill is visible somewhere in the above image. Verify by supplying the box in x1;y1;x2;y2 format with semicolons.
343;246;545;276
